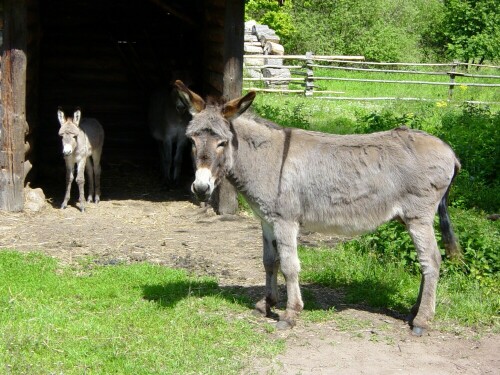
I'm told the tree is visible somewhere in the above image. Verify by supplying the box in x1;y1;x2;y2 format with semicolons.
440;0;500;64
245;0;295;41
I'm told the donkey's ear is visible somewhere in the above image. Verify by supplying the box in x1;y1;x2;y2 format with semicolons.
57;108;66;126
223;91;256;121
73;109;81;126
174;80;205;116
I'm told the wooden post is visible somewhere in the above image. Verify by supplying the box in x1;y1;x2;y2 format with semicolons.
448;60;458;100
0;0;28;211
305;51;314;96
212;0;244;215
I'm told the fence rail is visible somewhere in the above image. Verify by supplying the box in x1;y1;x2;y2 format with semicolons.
243;53;500;103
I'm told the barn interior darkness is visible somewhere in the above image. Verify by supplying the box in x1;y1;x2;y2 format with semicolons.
33;0;204;199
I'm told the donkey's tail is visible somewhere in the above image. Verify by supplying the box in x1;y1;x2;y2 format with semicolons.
438;161;461;259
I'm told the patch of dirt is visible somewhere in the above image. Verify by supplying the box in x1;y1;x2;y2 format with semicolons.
1;169;498;375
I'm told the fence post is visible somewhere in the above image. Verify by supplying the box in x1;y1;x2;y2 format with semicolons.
448;60;458;100
305;51;314;96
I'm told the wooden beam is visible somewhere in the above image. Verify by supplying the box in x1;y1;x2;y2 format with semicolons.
212;0;245;215
222;0;244;101
0;0;28;211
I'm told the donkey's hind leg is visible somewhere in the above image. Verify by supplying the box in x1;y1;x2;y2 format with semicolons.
85;157;95;203
255;221;280;319
406;219;442;335
91;149;103;203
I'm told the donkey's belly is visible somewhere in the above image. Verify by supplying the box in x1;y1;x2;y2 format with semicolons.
302;222;372;236
301;204;401;236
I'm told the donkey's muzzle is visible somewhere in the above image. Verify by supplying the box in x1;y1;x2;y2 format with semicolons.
191;167;215;202
192;182;211;202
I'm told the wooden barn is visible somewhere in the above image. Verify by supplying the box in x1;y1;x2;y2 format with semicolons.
0;0;249;212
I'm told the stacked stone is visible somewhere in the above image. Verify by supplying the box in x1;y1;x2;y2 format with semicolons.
243;20;291;88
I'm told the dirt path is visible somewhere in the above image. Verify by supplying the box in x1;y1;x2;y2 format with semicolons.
1;184;498;374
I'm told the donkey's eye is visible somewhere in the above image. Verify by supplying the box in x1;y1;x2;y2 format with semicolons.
217;141;227;149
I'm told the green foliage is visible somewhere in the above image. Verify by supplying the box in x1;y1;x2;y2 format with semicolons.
299;242;499;328
340;208;499;294
272;0;445;62
443;209;500;291
439;103;500;211
252;100;310;129
245;1;500;63
438;0;500;63
354;110;424;133
245;0;295;40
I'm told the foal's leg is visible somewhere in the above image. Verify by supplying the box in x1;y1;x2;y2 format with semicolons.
406;219;442;335
61;159;74;209
75;158;87;212
92;149;103;204
85;158;95;203
274;220;303;329
255;221;280;318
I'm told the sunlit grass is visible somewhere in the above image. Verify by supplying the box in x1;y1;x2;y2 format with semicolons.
0;251;283;374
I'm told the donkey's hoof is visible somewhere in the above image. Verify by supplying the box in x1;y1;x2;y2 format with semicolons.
411;326;425;336
60;204;67;210
276;320;293;330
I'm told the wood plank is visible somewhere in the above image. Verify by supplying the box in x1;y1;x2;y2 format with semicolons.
0;0;28;211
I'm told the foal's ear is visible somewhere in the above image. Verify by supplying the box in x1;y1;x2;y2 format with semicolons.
57;108;66;126
73;109;82;126
174;80;206;116
223;91;256;121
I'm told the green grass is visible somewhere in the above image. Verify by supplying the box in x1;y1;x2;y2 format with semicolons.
0;251;283;374
298;243;500;333
245;64;500;114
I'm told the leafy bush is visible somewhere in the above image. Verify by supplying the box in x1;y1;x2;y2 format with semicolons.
245;0;295;41
354;110;424;133
439;103;500;211
252;101;310;129
342;208;499;295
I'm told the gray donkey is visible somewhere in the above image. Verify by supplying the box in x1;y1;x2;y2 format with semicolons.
174;80;461;336
148;87;192;187
58;108;105;212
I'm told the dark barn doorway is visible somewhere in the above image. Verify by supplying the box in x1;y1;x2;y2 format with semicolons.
35;0;203;201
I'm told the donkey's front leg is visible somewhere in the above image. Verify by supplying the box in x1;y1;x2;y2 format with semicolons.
75;159;87;212
61;162;74;209
255;221;280;318
274;220;303;329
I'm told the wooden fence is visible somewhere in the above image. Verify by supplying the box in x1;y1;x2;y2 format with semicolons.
243;53;500;103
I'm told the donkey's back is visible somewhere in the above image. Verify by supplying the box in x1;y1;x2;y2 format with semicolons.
79;118;104;156
280;126;460;235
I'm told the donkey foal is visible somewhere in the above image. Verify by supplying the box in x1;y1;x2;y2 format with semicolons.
175;80;460;336
58;108;105;212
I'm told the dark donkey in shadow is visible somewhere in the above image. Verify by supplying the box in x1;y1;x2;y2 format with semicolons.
174;80;461;336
